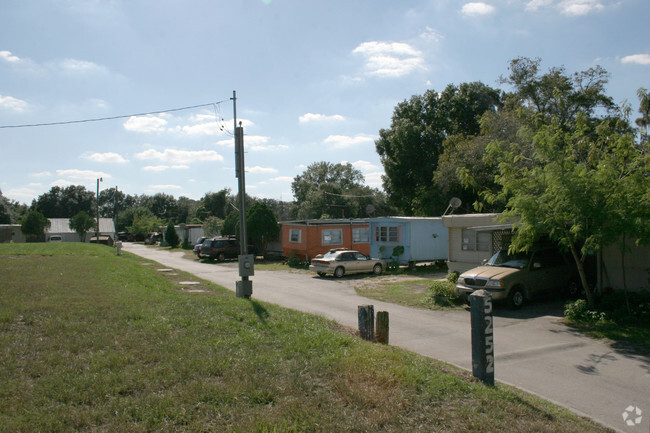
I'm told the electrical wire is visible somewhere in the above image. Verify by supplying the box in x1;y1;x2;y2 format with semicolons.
323;191;376;198
0;100;230;129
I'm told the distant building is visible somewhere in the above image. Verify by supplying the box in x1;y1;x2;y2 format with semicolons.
0;224;26;243
46;218;116;243
280;219;370;260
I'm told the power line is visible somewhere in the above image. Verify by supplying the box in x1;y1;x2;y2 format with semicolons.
0;100;230;129
323;191;376;198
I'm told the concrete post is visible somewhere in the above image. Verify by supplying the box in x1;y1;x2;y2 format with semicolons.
469;289;494;385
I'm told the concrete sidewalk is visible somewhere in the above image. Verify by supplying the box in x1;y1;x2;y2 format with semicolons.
123;243;649;433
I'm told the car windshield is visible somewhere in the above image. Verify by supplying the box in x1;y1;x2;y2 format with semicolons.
485;250;531;269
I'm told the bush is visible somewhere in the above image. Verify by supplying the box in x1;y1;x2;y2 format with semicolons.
564;299;608;323
286;250;307;269
564;290;650;326
426;280;459;306
446;271;460;284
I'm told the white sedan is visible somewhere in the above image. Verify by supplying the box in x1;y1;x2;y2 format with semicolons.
309;249;386;278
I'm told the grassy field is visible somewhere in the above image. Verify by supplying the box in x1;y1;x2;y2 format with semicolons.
0;243;613;432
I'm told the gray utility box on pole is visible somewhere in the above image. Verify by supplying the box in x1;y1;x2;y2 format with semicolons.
470;289;495;385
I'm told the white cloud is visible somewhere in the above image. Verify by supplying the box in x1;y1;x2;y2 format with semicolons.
349;160;380;172
323;134;376;149
0;50;21;63
142;165;169;172
558;0;604;15
143;164;190;172
298;113;345;123
32;171;52;178
180;121;221;136
525;0;554;11
621;54;650;65
135;148;224;164
51;179;75;187
420;27;444;43
124;115;168;133
352;41;426;78
270;176;294;182
0;95;28;112
56;58;108;74
246;166;279;174
364;171;384;188
461;2;496;16
4;187;39;200
55;169;111;180
84;152;128;163
147;184;182;191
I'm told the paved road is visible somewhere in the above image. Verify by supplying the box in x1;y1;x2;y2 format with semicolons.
123;243;649;433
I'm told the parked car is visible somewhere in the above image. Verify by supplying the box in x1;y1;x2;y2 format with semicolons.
309;249;387;278
199;237;240;261
456;246;580;309
193;236;208;257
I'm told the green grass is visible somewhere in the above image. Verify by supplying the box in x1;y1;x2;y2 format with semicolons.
355;279;466;310
0;243;612;432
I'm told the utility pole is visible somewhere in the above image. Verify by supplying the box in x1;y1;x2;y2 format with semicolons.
232;91;254;298
96;177;103;242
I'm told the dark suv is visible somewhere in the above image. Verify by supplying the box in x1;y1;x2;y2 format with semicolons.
199;237;240;261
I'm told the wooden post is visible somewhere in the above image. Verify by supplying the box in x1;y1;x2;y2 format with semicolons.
358;305;374;341
376;311;389;344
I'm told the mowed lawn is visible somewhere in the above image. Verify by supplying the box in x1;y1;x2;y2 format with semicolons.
0;243;612;432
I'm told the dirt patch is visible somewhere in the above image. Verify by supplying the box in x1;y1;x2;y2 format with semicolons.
354;271;447;292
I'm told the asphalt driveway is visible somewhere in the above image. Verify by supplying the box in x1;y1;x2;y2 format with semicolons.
122;243;649;433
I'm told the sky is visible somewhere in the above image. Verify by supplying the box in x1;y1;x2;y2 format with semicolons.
1;0;648;206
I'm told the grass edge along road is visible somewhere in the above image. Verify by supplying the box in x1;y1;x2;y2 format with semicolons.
0;243;614;432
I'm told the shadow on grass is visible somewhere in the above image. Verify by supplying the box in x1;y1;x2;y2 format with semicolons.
248;299;270;325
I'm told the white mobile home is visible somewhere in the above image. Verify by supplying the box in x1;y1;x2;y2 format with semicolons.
368;217;448;265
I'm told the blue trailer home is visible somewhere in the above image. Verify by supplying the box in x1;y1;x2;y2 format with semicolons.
368;217;448;265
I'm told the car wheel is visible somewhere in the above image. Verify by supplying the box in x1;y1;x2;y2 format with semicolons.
334;266;345;278
508;287;524;309
372;264;383;275
567;279;581;299
217;253;226;261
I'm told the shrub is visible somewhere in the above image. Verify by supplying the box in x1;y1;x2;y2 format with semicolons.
427;280;459;306
564;299;608;323
446;271;460;284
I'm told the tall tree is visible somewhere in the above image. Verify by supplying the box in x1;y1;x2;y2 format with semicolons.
0;189;11;224
375;82;502;215
201;189;230;219
485;113;650;307
68;211;95;242
635;87;650;144
164;221;180;248
33;185;95;218
142;193;177;222
500;57;615;129
291;161;380;219
246;201;280;254
20;210;50;242
98;187;127;219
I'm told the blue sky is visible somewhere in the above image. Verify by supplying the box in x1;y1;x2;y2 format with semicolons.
1;0;648;205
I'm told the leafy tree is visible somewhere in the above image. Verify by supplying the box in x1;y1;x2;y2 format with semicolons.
69;211;95;242
291;161;383;219
98;187;132;220
500;57;615;129
485;113;650;308
376;82;502;215
635;87;650;144
433;110;526;212
201;189;230;219
174;196;199;224
246;202;279;254
0;189;11;224
20;210;50;242
127;208;162;237
141;193;177;222
33;185;95;218
202;216;223;237
164;221;180;248
222;211;239;237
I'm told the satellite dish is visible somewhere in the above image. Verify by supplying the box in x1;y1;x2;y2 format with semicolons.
443;197;462;216
365;204;376;216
